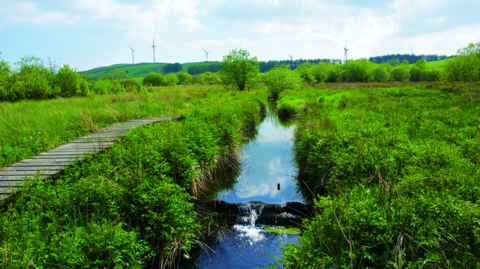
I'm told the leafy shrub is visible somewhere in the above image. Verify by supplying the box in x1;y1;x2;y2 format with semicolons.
1;64;60;101
92;79;124;94
337;59;372;82
445;55;480;82
143;73;166;86
264;65;303;98
310;62;331;83
409;66;423;81
165;73;179;86
295;62;317;83
177;72;192;84
390;65;410;81
53;64;89;96
369;64;389;82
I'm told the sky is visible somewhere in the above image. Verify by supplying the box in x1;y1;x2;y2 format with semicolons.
0;0;479;71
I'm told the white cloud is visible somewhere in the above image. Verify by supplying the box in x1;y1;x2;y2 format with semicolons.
0;1;78;26
186;38;257;50
163;44;180;51
179;17;206;32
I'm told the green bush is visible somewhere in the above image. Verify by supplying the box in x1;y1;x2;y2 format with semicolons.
143;73;166;86
53;64;89;96
264;65;303;98
0;64;60;101
165;73;179;86
295;62;317;83
310;62;331;83
177;72;192;85
369;64;389;82
92;79;124;94
337;59;372;82
390;65;410;81
445;55;480;82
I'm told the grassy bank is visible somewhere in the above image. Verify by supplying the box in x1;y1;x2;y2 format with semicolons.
0;85;227;167
276;83;480;267
0;86;267;268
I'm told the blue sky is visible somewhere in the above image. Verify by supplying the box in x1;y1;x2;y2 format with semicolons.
0;0;479;71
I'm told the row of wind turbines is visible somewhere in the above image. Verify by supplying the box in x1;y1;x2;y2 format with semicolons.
126;38;212;65
126;38;350;65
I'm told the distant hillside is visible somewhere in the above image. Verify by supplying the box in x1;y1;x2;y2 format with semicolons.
79;61;221;80
425;59;448;69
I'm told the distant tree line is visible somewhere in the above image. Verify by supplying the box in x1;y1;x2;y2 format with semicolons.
259;59;342;72
162;63;182;74
187;64;221;75
369;54;454;64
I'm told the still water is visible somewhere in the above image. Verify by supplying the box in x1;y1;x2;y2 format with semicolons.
186;106;303;268
215;107;304;204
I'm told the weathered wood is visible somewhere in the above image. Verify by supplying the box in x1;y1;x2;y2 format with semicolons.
0;117;172;201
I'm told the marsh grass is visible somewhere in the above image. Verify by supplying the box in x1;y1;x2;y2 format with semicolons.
276;83;480;268
0;85;227;167
0;85;268;268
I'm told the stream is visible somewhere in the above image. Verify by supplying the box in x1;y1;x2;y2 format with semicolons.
185;104;306;268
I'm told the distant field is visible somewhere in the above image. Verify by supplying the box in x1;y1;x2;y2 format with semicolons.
79;61;221;80
425;59;448;69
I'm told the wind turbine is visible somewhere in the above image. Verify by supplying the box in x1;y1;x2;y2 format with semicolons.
127;44;135;64
202;47;212;62
150;38;157;63
287;53;294;61
343;43;349;63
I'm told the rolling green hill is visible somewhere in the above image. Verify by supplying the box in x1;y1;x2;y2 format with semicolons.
425;59;448;69
79;61;221;80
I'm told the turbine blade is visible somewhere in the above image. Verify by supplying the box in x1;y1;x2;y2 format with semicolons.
202;47;207;53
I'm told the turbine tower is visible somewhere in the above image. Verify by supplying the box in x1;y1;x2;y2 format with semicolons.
127;44;135;64
150;38;157;63
287;53;294;61
202;47;212;62
343;43;349;63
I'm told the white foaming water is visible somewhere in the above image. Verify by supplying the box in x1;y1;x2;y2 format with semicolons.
233;224;266;245
234;203;266;245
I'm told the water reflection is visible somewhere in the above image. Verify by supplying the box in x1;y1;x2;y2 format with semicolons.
214;102;304;205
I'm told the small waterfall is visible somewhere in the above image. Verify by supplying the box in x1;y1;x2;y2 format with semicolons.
236;203;264;226
234;203;266;244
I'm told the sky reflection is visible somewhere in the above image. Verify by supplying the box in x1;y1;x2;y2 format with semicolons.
215;110;304;205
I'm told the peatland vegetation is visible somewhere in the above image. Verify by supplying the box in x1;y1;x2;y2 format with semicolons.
0;85;267;268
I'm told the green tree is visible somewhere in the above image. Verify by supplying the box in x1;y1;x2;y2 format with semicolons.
444;55;480;82
390;65;410;81
311;62;331;83
165;73;179;86
369;64;389;82
53;65;89;96
143;73;166;86
295;62;317;83
218;48;259;91
409;67;423;82
176;73;192;85
415;58;426;70
264;65;303;98
101;69;131;81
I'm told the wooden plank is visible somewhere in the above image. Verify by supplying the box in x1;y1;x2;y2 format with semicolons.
0;116;174;204
1;166;64;171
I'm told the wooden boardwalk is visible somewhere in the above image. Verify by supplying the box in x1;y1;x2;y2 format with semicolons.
0;117;172;203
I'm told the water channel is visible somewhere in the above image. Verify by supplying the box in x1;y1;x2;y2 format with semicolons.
185;104;306;268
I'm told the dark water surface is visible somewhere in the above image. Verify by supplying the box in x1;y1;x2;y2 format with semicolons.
186;106;303;268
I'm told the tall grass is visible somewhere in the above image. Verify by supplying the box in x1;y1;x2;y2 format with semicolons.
276;84;480;267
0;85;268;268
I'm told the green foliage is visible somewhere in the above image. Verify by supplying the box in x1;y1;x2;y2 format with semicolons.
295;62;317;83
54;64;89;96
165;73;179;86
390;65;410;81
219;48;259;91
101;69;131;81
143;72;166;86
0;87;267;268
264;65;303;98
310;62;331;83
369;64;389;82
163;62;183;74
445;55;480;82
177;72;192;84
92;79;125;94
275;86;480;267
337;59;372;82
409;66;423;81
